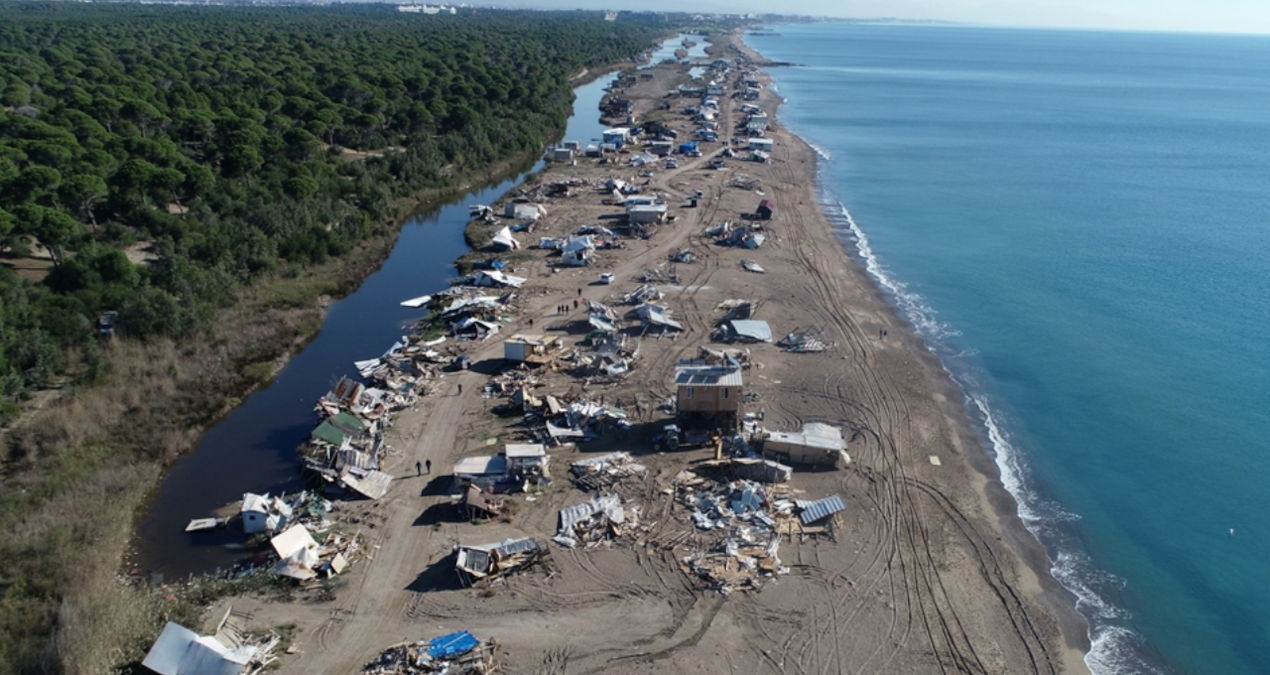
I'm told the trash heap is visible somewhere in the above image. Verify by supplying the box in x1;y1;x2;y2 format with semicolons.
361;631;497;675
780;329;835;353
568;452;647;491
672;473;793;594
552;494;643;549
247;490;334;534
621;284;663;305
270;524;363;582
455;537;547;585
680;524;784;595
142;618;282;675
573;332;640;378
669;247;696;263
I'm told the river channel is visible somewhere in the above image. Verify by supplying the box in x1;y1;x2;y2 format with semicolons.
134;34;704;580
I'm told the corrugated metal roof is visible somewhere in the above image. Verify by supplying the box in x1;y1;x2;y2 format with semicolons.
799;494;846;525
493;536;540;556
767;423;844;451
729;319;772;342
559;494;622;533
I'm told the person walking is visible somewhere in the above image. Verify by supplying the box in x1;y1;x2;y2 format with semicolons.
416;460;422;476
425;459;432;475
577;288;582;298
457;383;463;395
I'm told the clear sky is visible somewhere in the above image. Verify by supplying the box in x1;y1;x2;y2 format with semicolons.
499;0;1270;35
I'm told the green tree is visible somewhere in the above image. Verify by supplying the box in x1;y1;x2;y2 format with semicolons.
59;173;108;227
14;204;79;265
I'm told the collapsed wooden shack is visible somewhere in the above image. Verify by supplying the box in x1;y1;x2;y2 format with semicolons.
454;537;547;586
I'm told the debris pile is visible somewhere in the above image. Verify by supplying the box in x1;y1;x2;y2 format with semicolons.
361;631;497;675
680;524;783;595
622;284;663;305
574;333;640;379
719;224;766;249
780;328;835;353
638;267;677;284
553;494;644;549
673;474;786;592
455;537;547;585
142;619;281;675
568;452;648;491
670;247;696;263
270;523;362;582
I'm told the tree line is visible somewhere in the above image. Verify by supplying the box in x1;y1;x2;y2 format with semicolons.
0;2;666;420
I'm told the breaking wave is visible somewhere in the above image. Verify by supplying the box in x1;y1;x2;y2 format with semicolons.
818;187;1166;675
766;44;1167;673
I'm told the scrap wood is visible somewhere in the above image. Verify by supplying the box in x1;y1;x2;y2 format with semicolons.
555;494;643;548
361;632;497;675
568;451;647;491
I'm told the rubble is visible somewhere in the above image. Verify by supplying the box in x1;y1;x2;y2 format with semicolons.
668;472;842;593
269;523;362;581
622;283;664;305
780;328;835;353
568;451;647;491
719;224;766;249
670;247;696;263
360;631;497;675
143;618;281;675
554;494;643;548
455;537;547;585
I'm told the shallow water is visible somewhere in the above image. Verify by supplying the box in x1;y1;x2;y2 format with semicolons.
749;23;1270;675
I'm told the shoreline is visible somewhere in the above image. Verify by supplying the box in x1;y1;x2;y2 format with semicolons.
193;30;1094;675
741;33;1094;671
735;30;1095;672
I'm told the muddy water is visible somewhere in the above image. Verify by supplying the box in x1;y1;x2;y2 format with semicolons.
133;70;621;580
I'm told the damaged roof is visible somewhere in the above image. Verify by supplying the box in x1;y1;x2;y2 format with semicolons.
728;319;773;343
798;494;846;525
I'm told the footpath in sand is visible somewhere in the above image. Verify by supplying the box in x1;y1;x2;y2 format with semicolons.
210;33;1090;675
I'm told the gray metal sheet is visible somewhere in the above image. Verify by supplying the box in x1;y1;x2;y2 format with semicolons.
799;494;846;525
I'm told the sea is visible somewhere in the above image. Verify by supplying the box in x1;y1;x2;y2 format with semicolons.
745;23;1270;675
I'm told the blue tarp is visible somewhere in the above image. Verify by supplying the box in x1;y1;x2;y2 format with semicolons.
679;142;698;153
427;631;480;660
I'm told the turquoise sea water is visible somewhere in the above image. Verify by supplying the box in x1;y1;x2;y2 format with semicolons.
747;24;1270;675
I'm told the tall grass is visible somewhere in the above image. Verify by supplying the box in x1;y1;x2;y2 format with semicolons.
0;237;392;675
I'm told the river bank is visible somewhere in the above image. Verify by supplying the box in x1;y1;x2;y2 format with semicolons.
0;39;679;671
189;29;1091;675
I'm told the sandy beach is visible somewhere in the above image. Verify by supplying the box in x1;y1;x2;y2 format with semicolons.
209;31;1091;675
